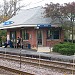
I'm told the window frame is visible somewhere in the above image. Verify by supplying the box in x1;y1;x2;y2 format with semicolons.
47;28;60;40
21;30;29;40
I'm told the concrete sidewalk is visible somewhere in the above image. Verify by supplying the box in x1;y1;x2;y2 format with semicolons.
37;47;53;52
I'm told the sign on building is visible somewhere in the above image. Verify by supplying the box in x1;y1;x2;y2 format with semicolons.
3;21;14;25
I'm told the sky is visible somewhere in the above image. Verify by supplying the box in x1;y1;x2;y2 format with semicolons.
20;0;75;9
0;0;75;9
21;0;75;8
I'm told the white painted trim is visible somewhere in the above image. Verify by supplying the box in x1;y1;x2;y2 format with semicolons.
0;24;37;29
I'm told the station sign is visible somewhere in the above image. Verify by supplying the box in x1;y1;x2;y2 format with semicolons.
3;21;14;25
37;24;51;28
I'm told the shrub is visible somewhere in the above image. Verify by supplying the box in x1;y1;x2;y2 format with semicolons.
53;42;75;55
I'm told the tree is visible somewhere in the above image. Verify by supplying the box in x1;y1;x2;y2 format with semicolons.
0;0;26;22
60;2;75;43
44;2;75;43
0;30;7;46
0;0;26;45
3;0;24;17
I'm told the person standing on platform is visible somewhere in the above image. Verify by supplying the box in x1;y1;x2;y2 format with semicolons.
21;38;23;49
17;37;21;48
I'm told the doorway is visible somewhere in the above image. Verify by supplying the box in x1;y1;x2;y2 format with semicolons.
37;30;43;46
10;31;16;48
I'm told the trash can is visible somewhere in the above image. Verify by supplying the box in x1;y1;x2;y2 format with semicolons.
28;44;31;49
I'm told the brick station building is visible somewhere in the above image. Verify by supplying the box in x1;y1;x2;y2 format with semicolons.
0;6;64;49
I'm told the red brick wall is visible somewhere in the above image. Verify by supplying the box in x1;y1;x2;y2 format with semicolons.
16;30;20;38
43;29;47;46
27;28;37;47
7;27;64;48
46;40;62;47
46;29;64;47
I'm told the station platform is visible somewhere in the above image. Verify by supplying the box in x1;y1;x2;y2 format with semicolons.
0;47;74;62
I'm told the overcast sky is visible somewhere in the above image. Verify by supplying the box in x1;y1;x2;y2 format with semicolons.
0;0;75;9
20;0;75;9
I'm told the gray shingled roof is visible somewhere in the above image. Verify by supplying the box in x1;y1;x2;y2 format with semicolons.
0;6;52;29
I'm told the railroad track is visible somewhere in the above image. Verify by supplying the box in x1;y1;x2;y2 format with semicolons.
0;65;34;75
0;53;75;74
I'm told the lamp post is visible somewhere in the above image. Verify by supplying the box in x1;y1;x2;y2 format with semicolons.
5;48;6;58
36;26;41;68
72;53;75;75
19;43;23;75
19;48;22;75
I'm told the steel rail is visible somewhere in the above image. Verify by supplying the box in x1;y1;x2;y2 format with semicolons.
0;65;34;75
0;53;75;74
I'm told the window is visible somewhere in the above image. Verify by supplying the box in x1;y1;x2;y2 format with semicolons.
21;30;29;40
47;29;60;39
47;30;52;39
53;30;59;39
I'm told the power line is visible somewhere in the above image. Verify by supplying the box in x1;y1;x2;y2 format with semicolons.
18;0;46;9
33;0;45;4
34;0;45;4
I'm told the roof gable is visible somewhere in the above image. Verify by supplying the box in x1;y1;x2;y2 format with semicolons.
0;6;51;29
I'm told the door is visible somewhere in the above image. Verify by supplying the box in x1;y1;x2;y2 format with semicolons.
37;30;43;46
10;31;16;47
10;31;16;41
